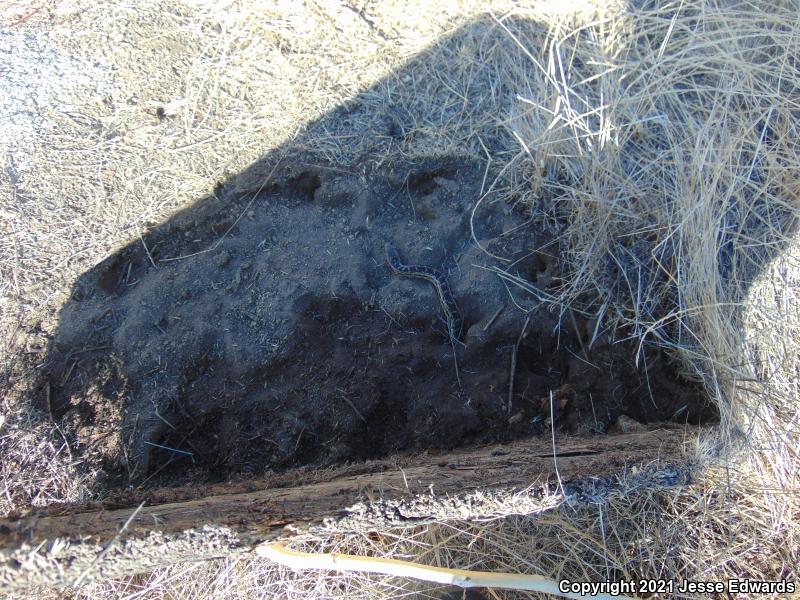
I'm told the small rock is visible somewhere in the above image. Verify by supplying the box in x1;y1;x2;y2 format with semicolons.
610;414;646;434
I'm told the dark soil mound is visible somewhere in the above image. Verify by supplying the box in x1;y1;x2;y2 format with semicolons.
42;156;712;488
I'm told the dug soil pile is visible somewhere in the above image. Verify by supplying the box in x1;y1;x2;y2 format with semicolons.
42;156;711;488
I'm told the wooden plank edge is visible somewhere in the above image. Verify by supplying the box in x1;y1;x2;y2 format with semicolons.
0;426;699;591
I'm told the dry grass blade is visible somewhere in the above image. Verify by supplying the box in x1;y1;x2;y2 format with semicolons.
257;542;637;599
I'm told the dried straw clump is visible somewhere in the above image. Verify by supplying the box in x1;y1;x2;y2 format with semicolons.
498;0;800;589
509;2;799;430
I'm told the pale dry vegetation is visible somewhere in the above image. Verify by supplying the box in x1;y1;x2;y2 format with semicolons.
2;0;799;597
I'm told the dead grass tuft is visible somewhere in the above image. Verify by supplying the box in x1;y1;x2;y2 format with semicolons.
495;0;800;590
0;394;91;516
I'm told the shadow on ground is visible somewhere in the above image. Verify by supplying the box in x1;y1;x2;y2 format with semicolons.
35;14;716;490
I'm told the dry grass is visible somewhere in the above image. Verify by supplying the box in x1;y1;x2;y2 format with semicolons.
2;0;800;597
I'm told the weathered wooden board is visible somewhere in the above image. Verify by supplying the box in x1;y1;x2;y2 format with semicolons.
0;426;694;591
